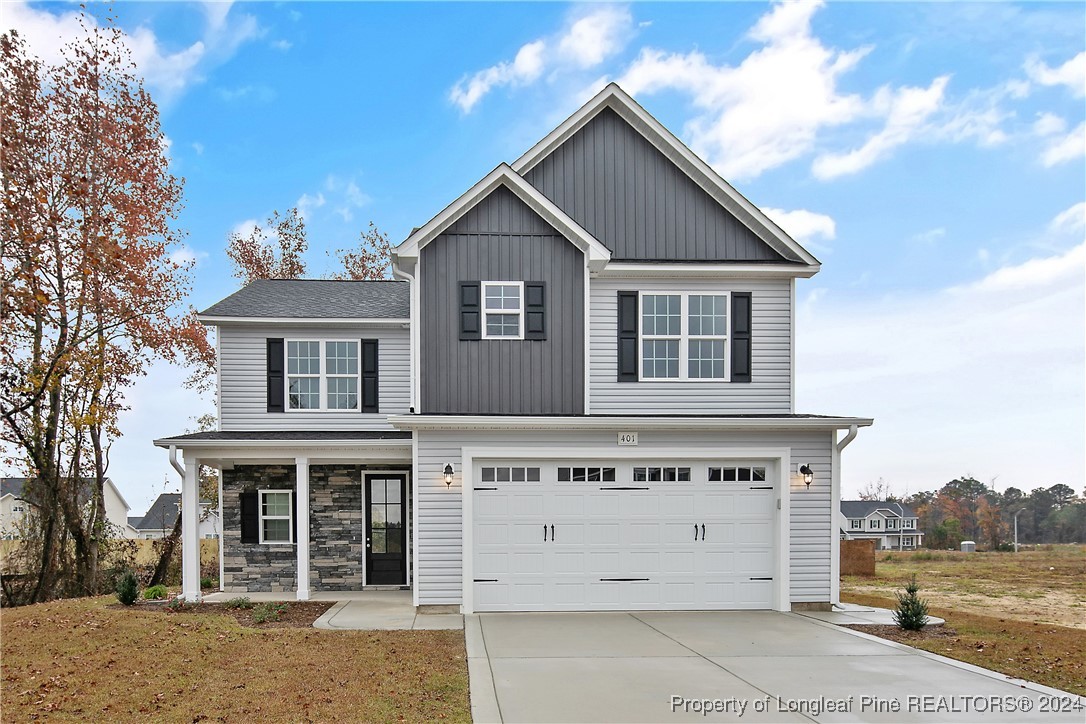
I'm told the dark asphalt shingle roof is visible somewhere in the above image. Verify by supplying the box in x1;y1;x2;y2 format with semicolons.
1;477;28;499
137;493;181;530
156;430;412;443
200;279;410;320
841;500;917;519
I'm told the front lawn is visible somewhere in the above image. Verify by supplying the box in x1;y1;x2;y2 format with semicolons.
1;596;470;722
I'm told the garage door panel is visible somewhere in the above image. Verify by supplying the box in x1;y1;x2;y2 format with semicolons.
472;459;777;612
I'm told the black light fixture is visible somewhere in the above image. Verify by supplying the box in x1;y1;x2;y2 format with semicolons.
799;464;814;489
443;463;454;488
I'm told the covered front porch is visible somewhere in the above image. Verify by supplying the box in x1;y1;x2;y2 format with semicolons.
153;431;414;603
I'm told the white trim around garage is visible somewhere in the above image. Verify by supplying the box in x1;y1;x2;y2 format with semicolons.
459;445;793;615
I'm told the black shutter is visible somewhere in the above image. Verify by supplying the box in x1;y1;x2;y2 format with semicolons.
361;339;379;413
524;282;546;340
267;338;285;412
459;282;481;340
240;490;258;543
731;292;752;383
617;291;638;382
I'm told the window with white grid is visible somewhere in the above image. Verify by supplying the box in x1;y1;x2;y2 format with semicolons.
483;282;523;339
640;292;730;381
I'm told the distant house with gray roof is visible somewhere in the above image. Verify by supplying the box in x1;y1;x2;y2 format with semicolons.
840;500;923;550
129;492;220;540
0;476;132;539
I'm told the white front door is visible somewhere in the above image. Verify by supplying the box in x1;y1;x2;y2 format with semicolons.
471;459;777;612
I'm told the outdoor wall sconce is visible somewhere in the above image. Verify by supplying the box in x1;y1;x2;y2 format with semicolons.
799;464;814;489
443;463;454;488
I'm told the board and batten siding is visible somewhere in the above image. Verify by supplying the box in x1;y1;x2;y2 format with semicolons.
419;186;585;415
217;324;409;431
524;107;786;262
415;428;834;607
589;277;792;414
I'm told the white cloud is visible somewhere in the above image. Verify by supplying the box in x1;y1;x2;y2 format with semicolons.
909;228;946;245
230;218;261;239
1025;51;1086;97
812;77;949;179
1032;112;1067;137
450;6;634;112
271;39;292;52
3;0;261;104
799;242;1085;495
217;84;276;103
191;141;205;155
1040;122;1086;167
296;192;326;220
168;244;207;268
1049;201;1086;235
762;207;836;248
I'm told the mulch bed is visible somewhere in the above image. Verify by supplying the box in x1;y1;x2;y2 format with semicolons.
843;623;959;644
105;600;334;628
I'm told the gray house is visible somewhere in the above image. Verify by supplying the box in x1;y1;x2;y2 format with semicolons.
156;84;872;612
841;500;923;550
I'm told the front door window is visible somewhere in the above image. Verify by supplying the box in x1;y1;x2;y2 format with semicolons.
366;475;406;585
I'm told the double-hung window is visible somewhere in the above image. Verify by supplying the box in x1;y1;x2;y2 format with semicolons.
287;340;360;410
259;490;292;544
482;282;523;339
640;292;729;380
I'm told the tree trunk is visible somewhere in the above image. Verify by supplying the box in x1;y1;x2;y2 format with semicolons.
149;511;182;587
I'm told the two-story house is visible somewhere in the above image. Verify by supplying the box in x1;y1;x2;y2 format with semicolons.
0;476;132;540
155;84;872;613
840;501;923;550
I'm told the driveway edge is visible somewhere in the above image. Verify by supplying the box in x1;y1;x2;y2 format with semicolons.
465;615;503;723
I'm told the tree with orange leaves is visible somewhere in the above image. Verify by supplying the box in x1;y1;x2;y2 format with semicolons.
0;15;213;602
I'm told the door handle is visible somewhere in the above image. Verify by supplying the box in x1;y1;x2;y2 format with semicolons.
543;524;548;542
701;524;706;541
550;524;555;541
694;524;699;541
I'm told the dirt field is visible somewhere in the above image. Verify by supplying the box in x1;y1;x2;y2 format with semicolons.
841;544;1086;629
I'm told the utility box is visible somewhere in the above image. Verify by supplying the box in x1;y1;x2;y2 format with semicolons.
960;540;976;553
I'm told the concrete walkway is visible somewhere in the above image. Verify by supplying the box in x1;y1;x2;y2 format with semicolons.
201;590;463;631
466;611;1083;723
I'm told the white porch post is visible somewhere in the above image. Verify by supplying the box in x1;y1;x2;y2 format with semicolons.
296;457;310;601
182;455;201;602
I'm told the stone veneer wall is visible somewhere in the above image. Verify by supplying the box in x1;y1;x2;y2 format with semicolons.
309;465;364;591
222;465;297;593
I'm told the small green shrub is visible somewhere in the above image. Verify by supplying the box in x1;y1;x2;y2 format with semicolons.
880;553;895;562
893;574;930;631
251;602;288;624
143;584;168;600
223;597;253;610
115;570;139;606
164;596;187;612
200;577;214;589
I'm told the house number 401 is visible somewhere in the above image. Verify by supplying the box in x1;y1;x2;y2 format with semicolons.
617;432;638;446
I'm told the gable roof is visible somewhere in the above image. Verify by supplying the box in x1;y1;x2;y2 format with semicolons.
841;500;917;519
199;279;410;323
512;84;820;270
393;164;611;272
135;493;181;530
0;476;127;512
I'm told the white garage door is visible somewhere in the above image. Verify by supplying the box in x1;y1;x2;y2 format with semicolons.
471;459;777;612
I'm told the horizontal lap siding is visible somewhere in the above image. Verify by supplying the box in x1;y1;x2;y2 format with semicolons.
415;428;834;606
590;277;792;413
218;324;408;431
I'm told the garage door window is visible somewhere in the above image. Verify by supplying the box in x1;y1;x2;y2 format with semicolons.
480;466;540;483
633;466;691;482
558;466;617;482
708;466;767;482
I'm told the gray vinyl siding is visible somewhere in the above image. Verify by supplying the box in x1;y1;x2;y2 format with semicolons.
217;324;409;431
420;186;585;415
589;277;792;413
415;428;834;606
524;107;785;262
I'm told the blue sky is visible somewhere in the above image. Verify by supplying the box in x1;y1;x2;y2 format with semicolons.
6;1;1084;515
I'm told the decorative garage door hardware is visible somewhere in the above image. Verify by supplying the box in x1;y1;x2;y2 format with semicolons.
693;524;706;540
749;486;772;490
542;524;555;541
474;487;498;491
750;577;774;581
599;486;650;490
599;578;650;582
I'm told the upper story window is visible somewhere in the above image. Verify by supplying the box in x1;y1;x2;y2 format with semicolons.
287;340;359;410
887;518;899;529
483;282;524;339
849;519;864;529
869;519;881;529
640;292;729;380
903;518;916;529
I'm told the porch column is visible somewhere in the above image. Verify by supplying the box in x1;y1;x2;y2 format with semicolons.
296;457;310;601
181;455;201;602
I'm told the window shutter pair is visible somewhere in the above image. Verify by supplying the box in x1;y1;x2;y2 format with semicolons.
614;291;752;383
266;338;379;412
459;281;546;340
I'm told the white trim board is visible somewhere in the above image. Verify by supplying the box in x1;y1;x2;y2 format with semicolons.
459;445;793;615
390;415;873;432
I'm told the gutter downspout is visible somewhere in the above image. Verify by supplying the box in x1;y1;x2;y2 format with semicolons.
391;259;418;412
169;445;185;478
831;423;860;609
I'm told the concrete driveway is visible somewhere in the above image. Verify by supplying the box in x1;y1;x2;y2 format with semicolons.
465;611;1084;723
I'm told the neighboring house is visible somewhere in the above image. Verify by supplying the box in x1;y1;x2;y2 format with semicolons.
840;501;923;550
130;493;220;540
156;84;872;612
0;476;131;539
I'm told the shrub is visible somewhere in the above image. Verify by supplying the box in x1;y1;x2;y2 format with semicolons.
200;577;214;589
252;602;288;624
223;597;253;610
115;570;139;606
143;584;168;600
165;595;187;612
893;574;930;631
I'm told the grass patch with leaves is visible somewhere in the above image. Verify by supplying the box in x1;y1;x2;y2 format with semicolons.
843;591;1085;696
1;596;469;722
